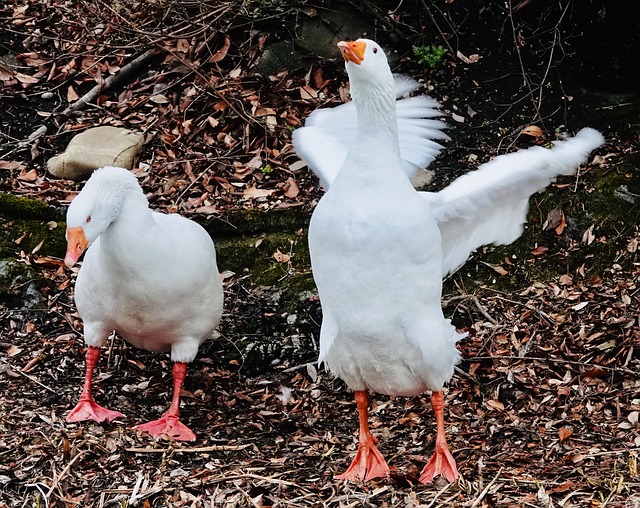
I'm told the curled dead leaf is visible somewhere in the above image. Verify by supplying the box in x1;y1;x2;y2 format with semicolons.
67;85;79;102
210;35;231;63
558;426;573;441
273;249;291;263
456;51;480;64
283;177;300;199
521;125;543;137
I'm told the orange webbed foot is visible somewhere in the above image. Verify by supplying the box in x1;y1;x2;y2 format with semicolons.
135;413;196;441
336;435;390;482
66;397;125;423
419;441;459;483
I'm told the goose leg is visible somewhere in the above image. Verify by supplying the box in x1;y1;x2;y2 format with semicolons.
67;346;125;423
336;390;390;481
135;361;196;441
420;390;459;483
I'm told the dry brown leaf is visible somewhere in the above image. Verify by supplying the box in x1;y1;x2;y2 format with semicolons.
210;35;231;63
273;249;291;263
531;245;549;256
558;426;573;441
559;274;573;285
67;85;79;102
17;169;38;182
195;205;218;215
0;161;24;170
485;399;504;411
299;86;319;100
15;72;39;86
283;177;300;199
243;186;274;199
176;39;190;53
255;107;276;117
0;63;15;81
7;345;22;357
456;51;480;64
521;125;543;137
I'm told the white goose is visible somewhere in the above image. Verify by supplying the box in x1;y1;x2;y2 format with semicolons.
299;39;604;482
64;166;223;441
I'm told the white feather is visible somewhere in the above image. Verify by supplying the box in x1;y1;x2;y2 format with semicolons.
422;128;605;275
293;75;448;189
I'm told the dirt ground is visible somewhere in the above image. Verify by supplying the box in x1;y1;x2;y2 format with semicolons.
1;1;640;507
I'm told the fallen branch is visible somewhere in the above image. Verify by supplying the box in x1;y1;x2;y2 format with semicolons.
24;48;159;144
125;443;251;453
470;467;504;508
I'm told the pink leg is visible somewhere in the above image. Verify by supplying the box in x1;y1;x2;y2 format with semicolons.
67;346;125;423
420;391;459;483
335;391;390;482
135;362;196;441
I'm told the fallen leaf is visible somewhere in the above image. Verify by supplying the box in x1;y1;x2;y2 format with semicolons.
67;85;79;102
299;86;319;100
195;205;218;215
210;35;231;63
485;399;504;411
456;51;480;64
7;345;23;357
15;72;39;86
17;169;38;182
0;161;24;170
288;160;307;172
559;274;573;285
521;125;543;137
176;39;189;53
558;426;573;441
555;212;566;235
283;177;299;198
243;186;274;199
273;249;290;263
150;94;170;104
531;245;549;256
582;224;596;245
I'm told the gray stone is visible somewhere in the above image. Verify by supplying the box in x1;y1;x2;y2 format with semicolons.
47;126;144;181
297;7;374;60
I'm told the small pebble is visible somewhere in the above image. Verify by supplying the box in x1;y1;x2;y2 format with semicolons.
41;92;54;99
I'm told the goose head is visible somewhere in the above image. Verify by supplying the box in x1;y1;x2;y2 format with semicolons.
64;166;142;268
338;39;395;100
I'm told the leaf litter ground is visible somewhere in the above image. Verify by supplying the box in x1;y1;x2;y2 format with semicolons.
1;1;639;506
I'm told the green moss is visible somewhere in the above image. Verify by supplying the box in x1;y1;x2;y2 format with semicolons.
215;231;310;286
0;259;39;306
278;271;317;314
13;220;67;258
0;192;63;221
463;164;640;291
202;208;311;237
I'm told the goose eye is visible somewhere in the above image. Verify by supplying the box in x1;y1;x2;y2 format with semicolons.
372;47;378;54
86;216;91;224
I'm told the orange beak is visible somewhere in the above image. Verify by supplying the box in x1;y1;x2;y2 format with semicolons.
338;40;366;65
65;226;88;268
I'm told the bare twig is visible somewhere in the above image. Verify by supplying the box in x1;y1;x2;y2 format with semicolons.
24;49;159;144
492;295;554;324
125;443;251;453
470;467;504;507
507;1;545;127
